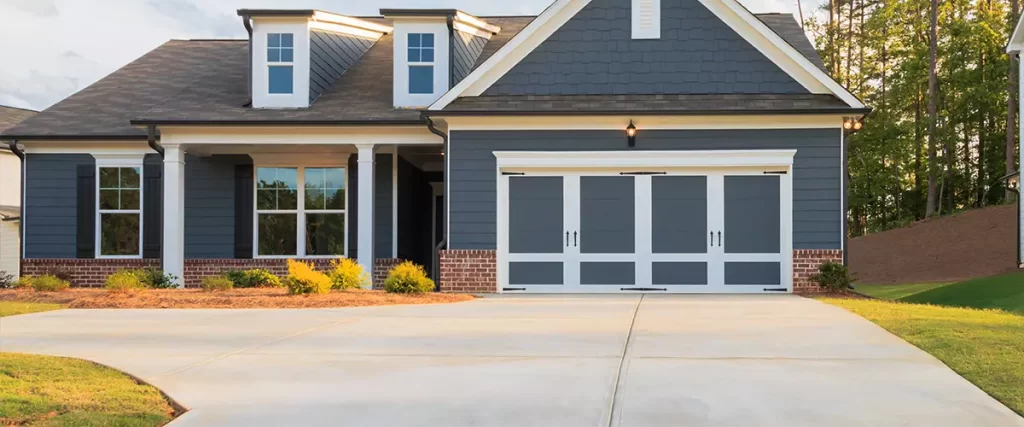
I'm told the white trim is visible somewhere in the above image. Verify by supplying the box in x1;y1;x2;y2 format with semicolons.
454;22;495;39
444;115;845;131
159;126;442;146
839;127;846;255
430;0;864;110
162;145;185;286
1009;15;1024;53
311;11;394;34
356;144;375;286
251;163;349;259
309;21;385;40
249;153;350;166
93;156;145;260
493;149;797;170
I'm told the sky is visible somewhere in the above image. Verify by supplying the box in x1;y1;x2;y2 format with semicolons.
0;0;816;111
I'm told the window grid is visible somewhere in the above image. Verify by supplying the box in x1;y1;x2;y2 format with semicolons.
268;32;294;94
408;33;435;95
254;166;347;258
96;166;143;258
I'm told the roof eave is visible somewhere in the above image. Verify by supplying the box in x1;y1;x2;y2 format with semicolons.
426;108;873;117
129;119;428;127
0;134;150;141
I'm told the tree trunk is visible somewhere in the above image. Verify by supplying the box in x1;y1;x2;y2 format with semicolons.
1009;0;1020;201
926;0;939;217
979;115;987;207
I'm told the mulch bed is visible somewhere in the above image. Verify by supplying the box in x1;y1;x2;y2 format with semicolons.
0;288;474;309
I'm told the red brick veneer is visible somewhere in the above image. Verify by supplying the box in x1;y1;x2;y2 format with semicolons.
793;249;845;293
439;250;496;293
22;258;161;288
372;258;405;290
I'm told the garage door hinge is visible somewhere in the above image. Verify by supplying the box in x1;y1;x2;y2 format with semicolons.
620;171;667;175
502;172;526;176
503;287;526;291
763;288;788;292
763;171;787;175
621;287;667;291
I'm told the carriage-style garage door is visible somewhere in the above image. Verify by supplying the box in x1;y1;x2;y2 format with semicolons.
496;151;795;294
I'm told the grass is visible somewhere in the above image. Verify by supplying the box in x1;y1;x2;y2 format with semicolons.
855;282;953;300
0;301;65;317
0;288;473;309
822;298;1024;416
900;272;1024;314
0;352;177;426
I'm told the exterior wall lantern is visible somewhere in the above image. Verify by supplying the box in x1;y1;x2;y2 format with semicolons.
626;121;637;148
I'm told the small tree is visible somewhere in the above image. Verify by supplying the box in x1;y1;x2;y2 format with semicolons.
811;262;853;293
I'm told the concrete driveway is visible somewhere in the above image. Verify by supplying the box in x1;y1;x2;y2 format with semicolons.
1;295;1021;426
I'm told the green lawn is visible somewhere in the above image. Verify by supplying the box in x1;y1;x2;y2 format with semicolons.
822;298;1024;416
856;282;952;300
900;273;1024;314
0;353;176;426
0;301;65;318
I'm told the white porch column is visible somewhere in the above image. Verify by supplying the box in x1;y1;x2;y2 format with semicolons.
356;144;375;287
163;145;185;287
1019;54;1024;267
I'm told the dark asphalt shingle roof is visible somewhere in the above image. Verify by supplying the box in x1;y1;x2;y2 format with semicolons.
0;106;37;134
1;13;840;139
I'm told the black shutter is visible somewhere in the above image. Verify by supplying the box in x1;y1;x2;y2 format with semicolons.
143;163;162;259
76;164;95;258
234;164;254;259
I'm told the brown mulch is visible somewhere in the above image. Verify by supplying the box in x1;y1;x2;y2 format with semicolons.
849;204;1019;285
0;288;474;309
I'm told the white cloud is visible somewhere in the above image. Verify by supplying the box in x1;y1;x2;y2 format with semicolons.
0;0;811;111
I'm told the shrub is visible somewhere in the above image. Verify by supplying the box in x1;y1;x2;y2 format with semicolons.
41;266;73;283
11;277;33;289
383;261;435;294
31;275;70;292
284;260;331;295
328;258;370;290
202;276;234;292
225;269;282;288
811;262;853;292
0;271;14;289
137;268;179;289
105;270;147;293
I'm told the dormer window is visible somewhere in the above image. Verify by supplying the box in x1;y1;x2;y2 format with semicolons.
267;33;294;94
407;33;434;94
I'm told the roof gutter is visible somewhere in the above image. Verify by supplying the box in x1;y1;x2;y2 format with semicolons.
425;108;874;117
447;16;455;90
242;14;254;108
425;118;448;288
147;125;164;158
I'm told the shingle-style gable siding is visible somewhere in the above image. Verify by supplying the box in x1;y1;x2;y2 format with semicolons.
453;31;488;85
484;0;808;96
309;30;375;104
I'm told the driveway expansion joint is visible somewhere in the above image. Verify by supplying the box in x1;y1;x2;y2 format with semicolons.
607;294;644;427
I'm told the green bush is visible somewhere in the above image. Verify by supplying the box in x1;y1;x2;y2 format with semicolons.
811;262;853;292
383;261;435;294
12;277;33;289
328;258;370;290
202;276;234;292
105;270;147;293
137;268;179;289
225;269;282;288
41;267;74;283
284;260;331;295
31;275;71;292
0;271;14;289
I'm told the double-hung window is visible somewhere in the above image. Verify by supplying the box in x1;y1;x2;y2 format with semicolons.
267;33;294;94
256;166;347;257
97;165;142;258
407;33;434;94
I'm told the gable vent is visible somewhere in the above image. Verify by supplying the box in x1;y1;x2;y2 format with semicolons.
632;0;661;39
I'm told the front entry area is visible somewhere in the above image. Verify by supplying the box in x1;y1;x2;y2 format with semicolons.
495;151;794;294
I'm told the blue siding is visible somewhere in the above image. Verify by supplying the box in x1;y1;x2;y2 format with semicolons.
184;155;251;259
484;0;807;96
448;129;842;251
24;154;92;258
309;30;375;103
453;31;488;85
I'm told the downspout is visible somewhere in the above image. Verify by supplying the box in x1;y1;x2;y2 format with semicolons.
242;14;254;107
1011;185;1021;268
147;125;163;158
446;16;455;90
6;140;25;276
426;118;448;289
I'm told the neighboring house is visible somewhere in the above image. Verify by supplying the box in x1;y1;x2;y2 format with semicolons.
0;106;37;280
0;0;868;293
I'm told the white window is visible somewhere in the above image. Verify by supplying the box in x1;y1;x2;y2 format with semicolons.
255;166;347;257
408;33;435;94
268;33;294;94
97;165;143;258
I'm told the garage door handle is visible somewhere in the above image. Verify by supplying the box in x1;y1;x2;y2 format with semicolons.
710;231;714;247
566;231;569;247
573;231;577;247
718;231;722;247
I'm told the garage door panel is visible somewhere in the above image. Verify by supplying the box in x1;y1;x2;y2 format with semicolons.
724;176;780;254
652;176;707;254
580;176;635;254
581;262;635;285
724;262;781;285
509;262;564;285
509;176;563;254
652;262;708;285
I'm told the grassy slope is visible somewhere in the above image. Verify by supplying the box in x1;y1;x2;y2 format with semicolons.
856;282;952;300
0;353;175;426
900;272;1024;314
823;298;1024;416
0;301;65;317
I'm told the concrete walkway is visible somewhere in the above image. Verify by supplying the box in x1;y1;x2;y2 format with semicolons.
1;295;1020;426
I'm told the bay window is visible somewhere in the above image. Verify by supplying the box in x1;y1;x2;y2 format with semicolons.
256;166;347;257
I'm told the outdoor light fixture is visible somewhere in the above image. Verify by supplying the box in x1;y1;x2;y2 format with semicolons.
626;121;637;147
843;118;865;132
843;119;854;130
853;120;863;130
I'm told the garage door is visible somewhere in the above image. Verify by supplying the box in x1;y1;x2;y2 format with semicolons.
499;169;791;293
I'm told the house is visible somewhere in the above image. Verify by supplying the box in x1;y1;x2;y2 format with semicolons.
0;0;868;293
0;106;37;281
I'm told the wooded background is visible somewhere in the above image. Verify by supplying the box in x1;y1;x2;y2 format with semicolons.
803;0;1020;236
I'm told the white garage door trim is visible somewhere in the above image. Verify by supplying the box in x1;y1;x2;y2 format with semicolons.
494;150;795;294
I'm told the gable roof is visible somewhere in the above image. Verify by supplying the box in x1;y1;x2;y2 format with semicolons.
0;106;36;133
430;0;864;111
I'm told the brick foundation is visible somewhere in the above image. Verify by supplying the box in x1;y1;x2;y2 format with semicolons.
439;250;497;293
793;249;844;293
22;258;161;288
372;258;405;290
